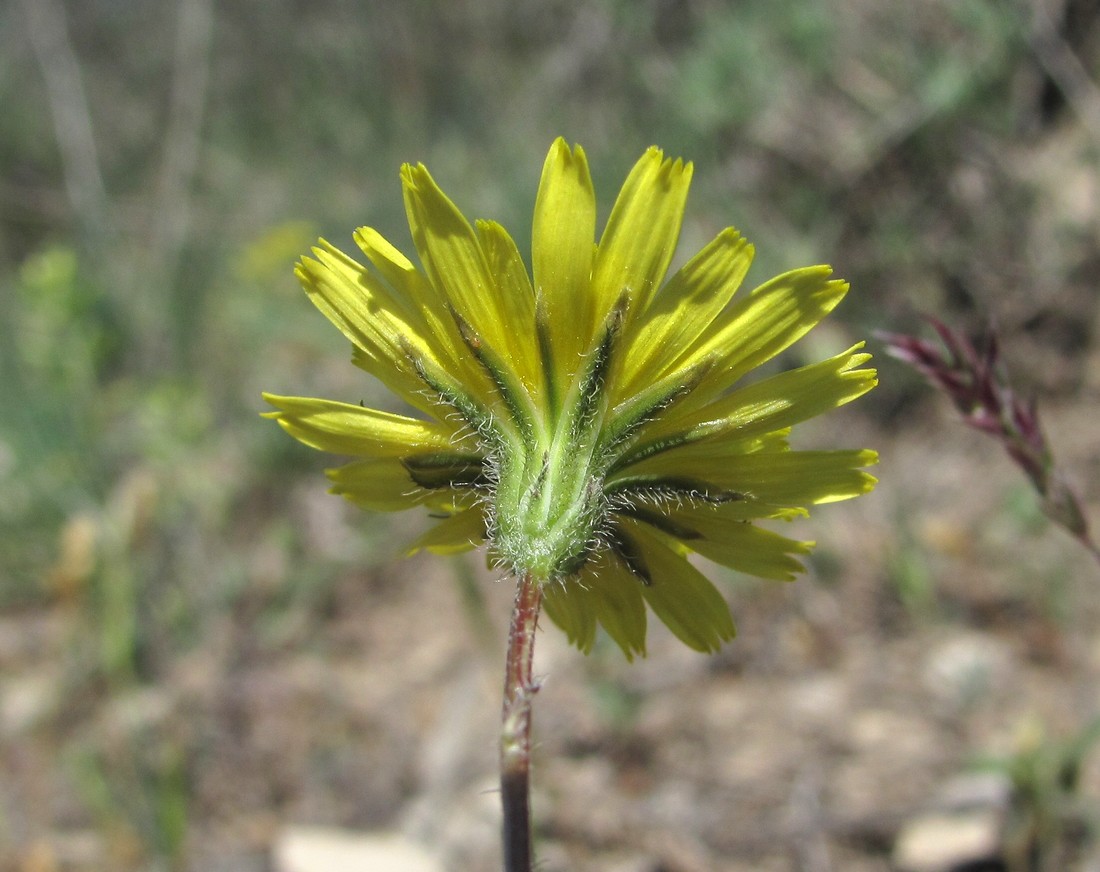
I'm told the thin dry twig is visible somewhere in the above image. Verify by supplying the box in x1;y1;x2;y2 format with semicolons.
1022;0;1100;143
153;0;215;283
18;0;112;247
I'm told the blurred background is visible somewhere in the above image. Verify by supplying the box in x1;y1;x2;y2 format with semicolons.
2;0;1099;870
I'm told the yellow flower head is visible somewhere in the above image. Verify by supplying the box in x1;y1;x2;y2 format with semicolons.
265;138;877;659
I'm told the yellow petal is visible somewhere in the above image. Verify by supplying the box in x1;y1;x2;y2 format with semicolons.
532;138;597;379
640;345;876;446
348;345;444;417
619;227;754;399
592;147;693;330
576;551;648;660
475;220;540;395
405;507;487;555
616;518;735;653
295;256;392;361
619;448;878;506
297;254;430;415
401;164;520;387
674;266;849;407
326;458;473;512
667;508;813;580
353;226;485;390
296;243;444;386
262;394;459;456
541;577;598;654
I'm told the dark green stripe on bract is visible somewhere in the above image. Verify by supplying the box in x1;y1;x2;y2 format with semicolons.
607;525;651;585
612;503;702;541
402;453;488;490
535;292;559;417
601;358;713;458
403;338;510;450
569;303;621;438
448;304;539;445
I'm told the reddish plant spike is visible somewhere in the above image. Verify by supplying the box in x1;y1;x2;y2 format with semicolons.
880;317;1100;566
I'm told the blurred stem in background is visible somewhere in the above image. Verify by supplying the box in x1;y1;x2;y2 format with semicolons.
17;0;113;254
18;0;215;375
148;0;216;374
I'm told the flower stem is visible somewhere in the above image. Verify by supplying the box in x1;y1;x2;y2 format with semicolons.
500;572;542;872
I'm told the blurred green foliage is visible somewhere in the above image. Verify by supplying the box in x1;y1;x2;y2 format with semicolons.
976;716;1100;872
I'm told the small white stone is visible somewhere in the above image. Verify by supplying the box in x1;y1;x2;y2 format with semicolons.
272;827;442;872
893;809;1002;872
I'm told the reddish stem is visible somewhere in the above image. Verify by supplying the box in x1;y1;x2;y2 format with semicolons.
500;572;542;872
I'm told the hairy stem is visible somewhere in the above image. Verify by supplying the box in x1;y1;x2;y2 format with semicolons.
500;572;542;872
